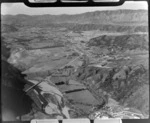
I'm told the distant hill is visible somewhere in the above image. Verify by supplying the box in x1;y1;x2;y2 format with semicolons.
1;9;148;27
1;24;18;33
88;34;148;51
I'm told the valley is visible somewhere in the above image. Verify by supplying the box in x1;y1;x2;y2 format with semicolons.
1;9;149;120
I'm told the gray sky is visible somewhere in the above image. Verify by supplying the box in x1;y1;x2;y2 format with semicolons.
1;1;148;15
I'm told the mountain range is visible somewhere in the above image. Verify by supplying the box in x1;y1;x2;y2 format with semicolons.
1;9;148;27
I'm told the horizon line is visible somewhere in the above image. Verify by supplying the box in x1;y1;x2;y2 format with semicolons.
1;8;148;16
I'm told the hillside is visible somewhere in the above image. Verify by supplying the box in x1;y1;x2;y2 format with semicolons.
88;34;148;51
1;9;148;26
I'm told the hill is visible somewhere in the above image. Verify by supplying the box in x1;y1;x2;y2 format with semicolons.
1;9;148;27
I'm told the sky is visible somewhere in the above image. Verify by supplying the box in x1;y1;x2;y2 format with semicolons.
1;1;148;15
